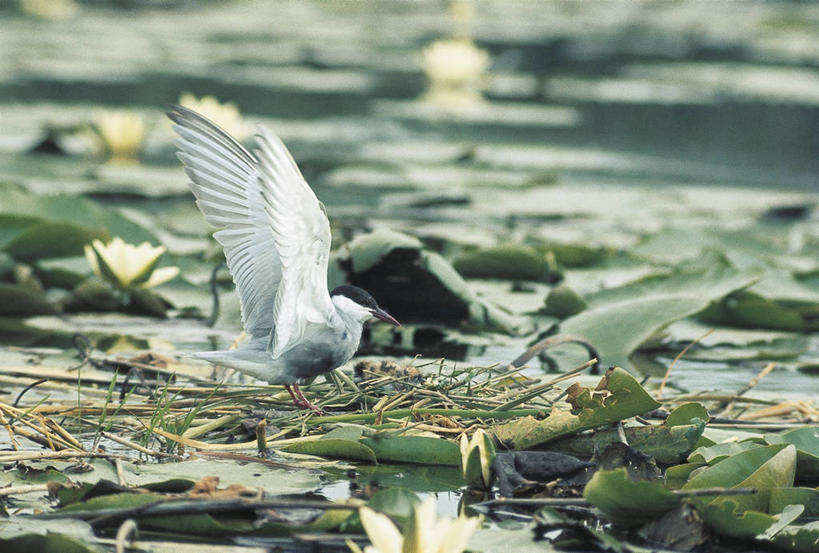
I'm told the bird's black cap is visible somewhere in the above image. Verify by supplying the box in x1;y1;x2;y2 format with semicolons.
330;285;379;309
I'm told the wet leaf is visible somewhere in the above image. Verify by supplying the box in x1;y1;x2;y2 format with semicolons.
698;501;778;539
769;487;819;518
584;467;678;524
764;427;819;481
0;282;56;315
665;402;709;427
491;368;661;449
547;421;704;465
768;520;819;553
558;260;761;370
688;441;762;465
542;284;587;318
638;504;710;551
454;245;557;282
683;444;797;513
283;435;378;463
3;222;107;261
361;435;461;466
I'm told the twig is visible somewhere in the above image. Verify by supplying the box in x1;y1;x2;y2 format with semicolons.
115;458;127;487
0;450;130;463
115;519;138;553
13;378;48;407
656;328;713;400
717;362;776;417
307;407;546;426
508;334;600;372
100;431;179;459
0;484;49;497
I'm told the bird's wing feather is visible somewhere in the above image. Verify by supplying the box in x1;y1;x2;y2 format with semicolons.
255;126;335;357
169;105;334;347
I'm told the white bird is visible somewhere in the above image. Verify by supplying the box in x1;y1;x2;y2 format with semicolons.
168;105;400;412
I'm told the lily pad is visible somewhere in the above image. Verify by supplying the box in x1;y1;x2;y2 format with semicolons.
491;367;661;450
683;444;797;513
583;467;679;524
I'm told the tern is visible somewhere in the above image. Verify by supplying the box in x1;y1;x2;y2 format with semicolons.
168;105;400;412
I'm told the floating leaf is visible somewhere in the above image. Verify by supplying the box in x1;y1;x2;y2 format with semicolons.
665;402;709;428
548;421;703;465
683;444;797;514
559;259;761;370
361;435;461;466
491;367;661;450
583;467;678;524
764;427;819;481
3;222;107;261
0;282;56;315
769;487;819;518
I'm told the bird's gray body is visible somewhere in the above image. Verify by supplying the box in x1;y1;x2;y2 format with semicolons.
193;306;363;384
168;105;387;387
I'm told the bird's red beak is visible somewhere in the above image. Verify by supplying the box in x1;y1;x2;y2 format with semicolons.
372;308;401;326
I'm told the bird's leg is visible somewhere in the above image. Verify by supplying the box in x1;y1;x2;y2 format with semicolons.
283;384;323;413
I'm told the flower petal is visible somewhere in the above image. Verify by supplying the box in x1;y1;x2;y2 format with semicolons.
359;507;403;553
84;244;101;278
141;266;179;288
435;516;481;553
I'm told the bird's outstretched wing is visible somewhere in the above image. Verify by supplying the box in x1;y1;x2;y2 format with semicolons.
168;105;334;356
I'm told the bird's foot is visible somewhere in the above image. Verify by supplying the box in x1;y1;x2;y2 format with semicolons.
285;384;324;415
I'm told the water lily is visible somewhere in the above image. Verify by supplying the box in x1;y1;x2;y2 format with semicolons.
20;0;78;20
421;38;489;107
84;237;179;289
350;497;480;553
94;110;145;161
178;93;250;140
460;428;496;489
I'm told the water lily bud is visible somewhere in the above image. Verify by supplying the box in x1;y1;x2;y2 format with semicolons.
460;428;496;489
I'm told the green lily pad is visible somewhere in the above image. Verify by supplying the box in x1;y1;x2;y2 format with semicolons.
683;444;797;513
3;222;107;261
584;467;679;524
491;367;661;450
769;487;819;517
698;500;778;539
665;402;709;428
547;422;704;465
361;435;461;466
558;257;761;371
769;520;819;553
764;427;819;481
0;282;56;315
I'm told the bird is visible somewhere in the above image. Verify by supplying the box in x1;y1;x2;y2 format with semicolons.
167;104;400;412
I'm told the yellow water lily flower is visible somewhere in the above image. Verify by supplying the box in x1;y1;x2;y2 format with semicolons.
350;497;480;553
84;237;179;289
94;110;145;161
460;428;496;489
178;93;250;140
421;38;489;107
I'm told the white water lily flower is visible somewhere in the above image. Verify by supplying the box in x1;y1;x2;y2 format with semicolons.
421;38;489;107
179;93;250;140
460;428;496;489
20;0;78;20
351;497;480;553
94;110;145;161
84;237;179;289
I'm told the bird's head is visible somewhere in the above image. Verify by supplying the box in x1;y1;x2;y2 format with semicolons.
330;285;400;327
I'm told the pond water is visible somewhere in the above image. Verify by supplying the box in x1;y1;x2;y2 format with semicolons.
0;3;818;550
1;0;818;397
